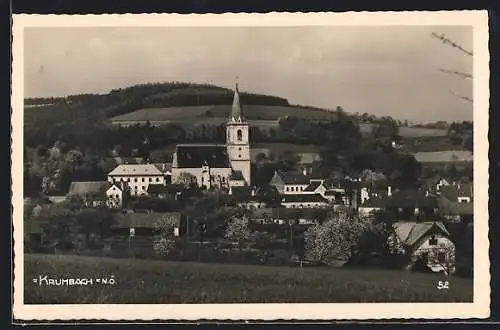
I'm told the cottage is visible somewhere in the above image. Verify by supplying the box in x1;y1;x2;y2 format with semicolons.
269;170;311;194
112;212;181;237
67;181;110;207
391;221;456;275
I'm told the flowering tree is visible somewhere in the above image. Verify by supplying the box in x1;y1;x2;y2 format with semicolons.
224;216;250;251
304;211;370;264
152;214;178;257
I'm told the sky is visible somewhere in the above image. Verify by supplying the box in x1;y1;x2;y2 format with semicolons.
24;26;473;123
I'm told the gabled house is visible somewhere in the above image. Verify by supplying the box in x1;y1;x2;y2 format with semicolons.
147;183;185;200
67;181;110;207
385;189;439;221
440;182;473;204
269;170;311;194
106;182;130;208
391;221;456;275
228;185;267;209
112;211;181;237
358;196;387;217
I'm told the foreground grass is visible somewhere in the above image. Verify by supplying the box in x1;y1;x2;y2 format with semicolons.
24;254;473;304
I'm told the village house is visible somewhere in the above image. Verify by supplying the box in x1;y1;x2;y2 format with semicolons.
108;164;166;197
391;221;456;275
228;186;267;209
269;170;358;209
111;211;181;237
67;181;130;208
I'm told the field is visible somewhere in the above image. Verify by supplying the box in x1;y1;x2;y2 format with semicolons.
398;127;448;138
24;254;473;304
109;104;338;123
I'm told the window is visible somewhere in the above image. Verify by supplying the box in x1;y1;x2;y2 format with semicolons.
142;178;145;182
149;178;152;182
115;194;119;199
156;177;160;182
237;129;243;141
141;186;145;190
135;178;138;182
238;147;242;151
286;187;289;192
238;154;241;158
429;237;438;246
437;251;446;263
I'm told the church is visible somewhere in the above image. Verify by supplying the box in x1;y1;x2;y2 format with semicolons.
170;82;251;190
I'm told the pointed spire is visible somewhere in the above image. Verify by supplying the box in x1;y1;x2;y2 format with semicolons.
231;77;243;122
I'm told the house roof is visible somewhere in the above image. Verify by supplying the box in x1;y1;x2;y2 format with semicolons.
281;193;329;204
386;190;438;209
152;163;172;173
108;164;164;176
303;181;322;192
174;144;230;168
438;197;474;215
230;170;245;181
229;186;255;201
147;183;184;195
67;181;109;196
113;212;181;229
440;183;473;201
276;170;310;185
393;221;450;247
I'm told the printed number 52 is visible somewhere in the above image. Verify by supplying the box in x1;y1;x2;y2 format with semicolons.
437;281;450;290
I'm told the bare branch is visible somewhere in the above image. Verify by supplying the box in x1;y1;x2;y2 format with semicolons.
439;68;473;79
431;32;473;57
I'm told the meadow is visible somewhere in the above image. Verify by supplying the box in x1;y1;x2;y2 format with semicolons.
398;126;448;138
24;254;473;304
109;104;338;123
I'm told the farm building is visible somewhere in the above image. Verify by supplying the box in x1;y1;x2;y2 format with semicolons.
391;221;456;275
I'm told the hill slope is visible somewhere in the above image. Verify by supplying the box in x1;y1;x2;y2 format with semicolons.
24;82;337;127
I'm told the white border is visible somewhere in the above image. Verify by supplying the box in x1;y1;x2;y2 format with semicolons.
12;11;490;320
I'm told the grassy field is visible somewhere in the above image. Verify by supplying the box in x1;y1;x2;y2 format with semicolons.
109;104;338;123
398;127;448;138
24;254;472;304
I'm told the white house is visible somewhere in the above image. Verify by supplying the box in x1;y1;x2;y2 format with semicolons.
108;164;165;197
391;221;456;275
281;193;330;208
106;182;129;208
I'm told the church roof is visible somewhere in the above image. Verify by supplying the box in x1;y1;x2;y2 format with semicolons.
174;144;231;168
230;82;245;122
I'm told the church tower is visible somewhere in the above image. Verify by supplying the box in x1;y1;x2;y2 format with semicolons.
226;80;251;185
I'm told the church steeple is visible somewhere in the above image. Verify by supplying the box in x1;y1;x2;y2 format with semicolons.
231;77;244;122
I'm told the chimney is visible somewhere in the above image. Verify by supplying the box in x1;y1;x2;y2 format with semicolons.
387;185;392;197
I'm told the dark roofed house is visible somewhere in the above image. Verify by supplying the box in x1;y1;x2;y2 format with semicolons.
67;181;110;207
173;144;230;169
385;190;439;221
440;182;473;203
112;212;181;236
147;183;185;200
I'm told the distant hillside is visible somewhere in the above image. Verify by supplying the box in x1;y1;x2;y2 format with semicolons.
24;81;339;127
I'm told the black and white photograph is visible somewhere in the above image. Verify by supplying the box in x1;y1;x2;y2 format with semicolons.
12;11;490;320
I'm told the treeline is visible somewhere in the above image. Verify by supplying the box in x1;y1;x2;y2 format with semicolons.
25;81;291;124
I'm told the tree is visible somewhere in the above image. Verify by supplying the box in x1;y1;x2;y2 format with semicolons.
173;172;197;188
304;211;370;264
152;214;178;257
224;216;251;251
